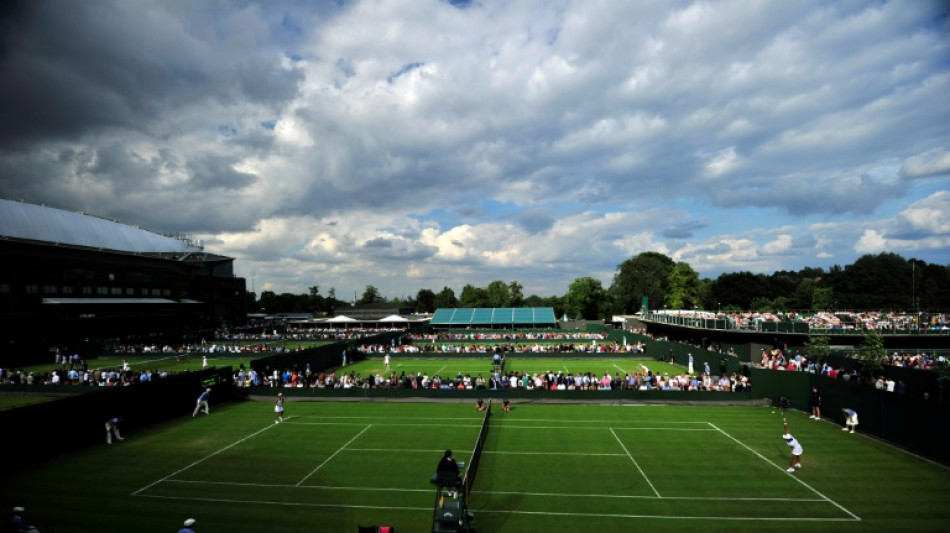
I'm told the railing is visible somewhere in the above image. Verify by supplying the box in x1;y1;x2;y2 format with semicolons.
643;312;950;335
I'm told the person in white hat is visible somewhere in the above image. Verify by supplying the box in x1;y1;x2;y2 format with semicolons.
178;518;196;533
782;418;803;473
274;392;284;423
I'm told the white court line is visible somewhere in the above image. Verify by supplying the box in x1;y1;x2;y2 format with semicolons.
291;415;708;424
474;489;824;502
472;508;859;522
137;494;431;512
137;494;853;521
485;450;625;456
165;479;431;492
292;421;481;428
613;363;629;374
347;447;473;453
130;420;282;496
157;479;824;502
295;415;495;421
610;427;661;498
708;423;860;521
494;425;715;431
296;425;371;486
344;447;624;457
496;418;708;424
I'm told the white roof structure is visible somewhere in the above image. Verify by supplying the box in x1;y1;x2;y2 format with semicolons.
0;198;200;253
326;315;358;323
378;314;409;322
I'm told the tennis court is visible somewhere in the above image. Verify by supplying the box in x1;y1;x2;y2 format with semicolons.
68;400;945;533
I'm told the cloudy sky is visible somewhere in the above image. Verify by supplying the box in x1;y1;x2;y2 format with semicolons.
1;0;948;301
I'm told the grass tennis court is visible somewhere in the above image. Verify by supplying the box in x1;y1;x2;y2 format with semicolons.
342;356;688;381
2;398;947;532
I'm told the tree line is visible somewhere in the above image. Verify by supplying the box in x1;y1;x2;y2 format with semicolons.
247;252;950;320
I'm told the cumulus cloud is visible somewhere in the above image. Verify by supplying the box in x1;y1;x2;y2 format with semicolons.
855;229;889;254
899;149;950;180
2;0;949;297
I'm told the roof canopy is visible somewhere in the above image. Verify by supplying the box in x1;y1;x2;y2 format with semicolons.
378;314;410;322
1;198;200;253
430;307;557;327
326;315;358;323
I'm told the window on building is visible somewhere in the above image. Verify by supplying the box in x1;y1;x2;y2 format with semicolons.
26;284;39;294
62;286;74;294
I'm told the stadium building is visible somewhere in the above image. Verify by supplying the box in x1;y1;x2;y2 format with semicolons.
0;198;246;363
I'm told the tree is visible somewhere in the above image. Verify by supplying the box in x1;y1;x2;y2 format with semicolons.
258;290;276;312
324;288;341;314
524;294;545;307
832;253;910;310
543;295;565;319
710;272;770;310
610;252;675;313
508;281;525;307
665;262;702;309
308;286;324;314
415;289;436;313
433;286;458;309
794;278;816;312
812;286;833;311
244;291;259;313
855;330;886;380
918;262;950;310
485;280;511;307
358;285;384;305
564;277;609;320
803;335;830;363
459;284;488;308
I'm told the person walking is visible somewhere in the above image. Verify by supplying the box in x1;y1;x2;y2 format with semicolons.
842;407;859;433
274;392;284;423
193;388;211;417
105;417;124;444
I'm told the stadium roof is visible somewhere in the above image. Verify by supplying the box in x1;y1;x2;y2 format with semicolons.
0;198;201;254
430;307;557;327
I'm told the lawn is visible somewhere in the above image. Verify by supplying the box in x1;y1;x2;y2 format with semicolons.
338;355;688;381
1;399;947;533
12;354;258;378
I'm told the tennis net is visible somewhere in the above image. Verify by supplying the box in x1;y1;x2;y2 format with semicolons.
462;398;492;500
